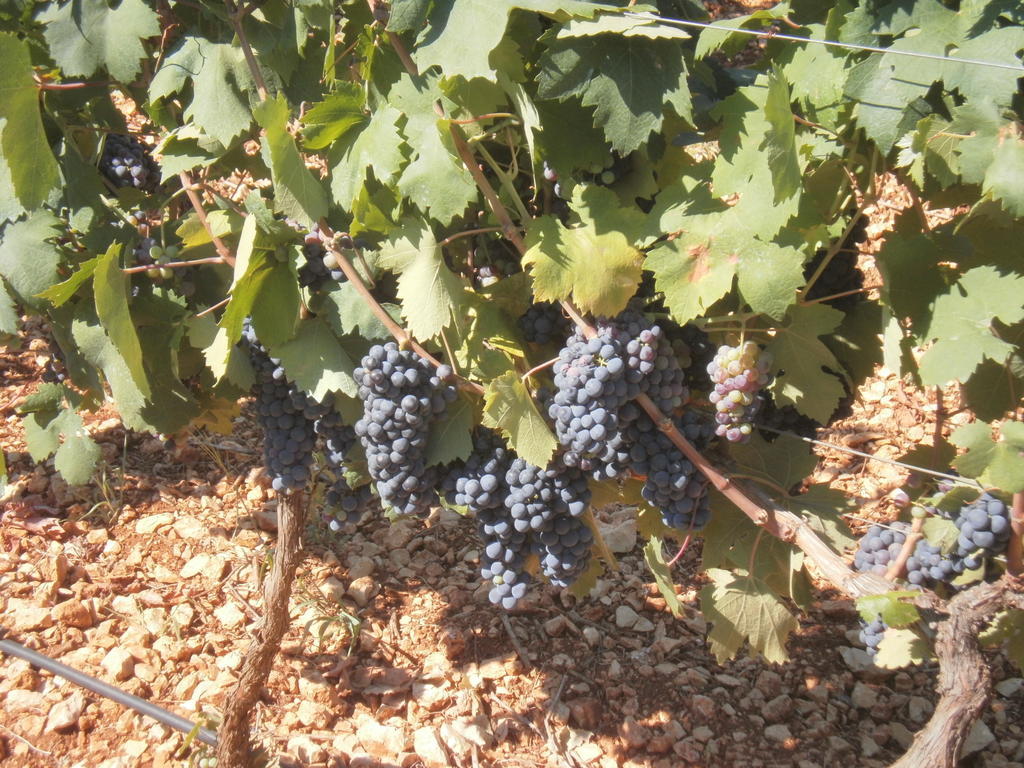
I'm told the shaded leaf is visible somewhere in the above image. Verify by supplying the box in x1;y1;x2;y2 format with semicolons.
482;371;556;468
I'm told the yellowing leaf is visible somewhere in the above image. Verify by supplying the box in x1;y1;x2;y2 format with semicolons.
874;627;931;669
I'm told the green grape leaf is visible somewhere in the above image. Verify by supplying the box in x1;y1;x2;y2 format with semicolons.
873;229;950;332
387;0;431;33
693;5;789;58
760;68;800;203
38;0;158;82
150;37;253;146
567;556;602;600
643;537;683;618
980;609;1024;669
537;31;690;153
317;283;398;342
414;0;600;82
388;74;477;225
0;282;16;335
329;103;405;211
786;484;855;554
301;82;366;150
855;591;921;629
919;266;1024;386
874;627;932;670
523;192;643;317
700;568;797;664
773;22;847;116
37;256;99;308
735;243;803;321
535;98;610;179
950;421;1024;493
962;323;1024;422
982;127;1024;218
766;303;846;423
922;516;960;554
271;317;357;401
23;410;62;461
482;371;556;468
0;34;60;210
0;213;62;310
94;244;150;398
17;383;65;415
728;434;816;492
53;423;101;486
425;394;474;466
154;127;223;175
250;261;301;349
254;94;328;227
558;12;690;40
378;223;464;340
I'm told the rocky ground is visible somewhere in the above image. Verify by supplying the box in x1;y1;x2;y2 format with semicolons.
2;313;1023;768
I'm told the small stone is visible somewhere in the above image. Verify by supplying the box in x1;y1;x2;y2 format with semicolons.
890;723;914;749
599;515;637;554
413;726;449;768
53;599;94;629
828;736;853;753
851;682;877;709
297;700;332;729
544;615;570;637
213;602;247;629
134;513;174;534
348;576;379;607
45;692;85;733
582;626;601;646
689;695;716;721
101;647;135;681
962;720;995;756
692;726;714;743
5;689;46;714
570;698;602;730
348;556;375;580
755;670;783;698
892;671;914;692
320;576;347;603
907;695;932;723
762;694;793;723
860;735;881;758
715;673;744;688
615;605;640;629
287;735;326;764
9;600;54;632
619;717;651;750
764;724;792;744
996;678;1024;698
632;616;655;632
673;738;702;762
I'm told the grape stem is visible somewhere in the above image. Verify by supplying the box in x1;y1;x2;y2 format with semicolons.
583;507;619;572
1008;492;1023;576
178;172;236;266
122;256;226;274
317;221;485;396
520;357;559;382
438;226;504;248
799;284;882;306
224;0;268;101
884;513;924;581
195;297;230;318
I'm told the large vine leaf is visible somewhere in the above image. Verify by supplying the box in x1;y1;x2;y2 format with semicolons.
482;371;556;468
0;213;62;310
760;68;801;203
523;187;644;317
765;304;846;423
950;421;1024;493
537;29;691;153
918;266;1024;386
271;317;357;401
38;0;159;82
700;568;797;664
254;95;328;227
414;0;601;82
0;34;60;211
377;222;464;340
329;104;405;211
150;37;254;146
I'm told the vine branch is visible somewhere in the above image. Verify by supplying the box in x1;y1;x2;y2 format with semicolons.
178;172;235;266
1008;491;1023;575
122;256;226;274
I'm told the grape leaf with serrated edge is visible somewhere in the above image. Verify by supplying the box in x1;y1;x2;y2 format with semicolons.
481;371;556;469
700;568;798;664
950;421;1024;493
874;627;932;670
855;591;921;628
918;266;1024;386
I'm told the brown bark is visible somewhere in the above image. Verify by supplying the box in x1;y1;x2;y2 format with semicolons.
215;492;307;767
892;576;1024;768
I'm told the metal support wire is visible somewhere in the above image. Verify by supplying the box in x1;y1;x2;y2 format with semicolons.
626;12;1024;73
0;637;218;747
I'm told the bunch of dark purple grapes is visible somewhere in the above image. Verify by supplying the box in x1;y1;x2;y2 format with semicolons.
100;134;161;192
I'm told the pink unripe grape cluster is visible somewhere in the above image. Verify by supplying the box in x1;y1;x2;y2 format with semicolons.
707;341;772;442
